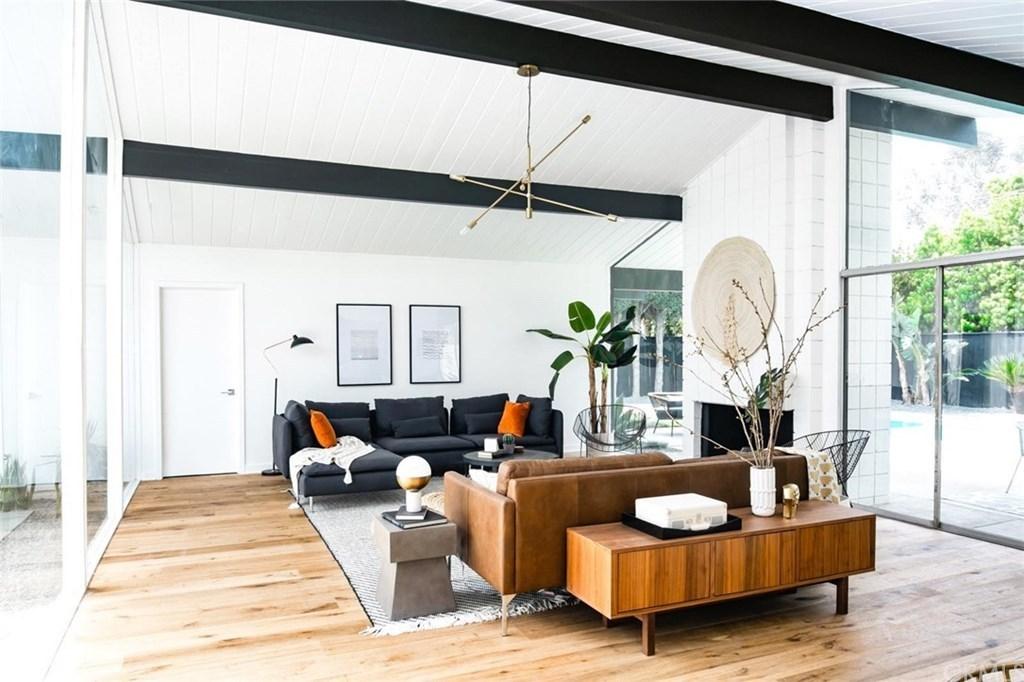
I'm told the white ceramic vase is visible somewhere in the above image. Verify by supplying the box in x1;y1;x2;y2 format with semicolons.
749;465;777;517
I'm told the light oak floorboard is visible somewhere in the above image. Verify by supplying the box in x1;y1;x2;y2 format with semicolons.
50;474;1024;680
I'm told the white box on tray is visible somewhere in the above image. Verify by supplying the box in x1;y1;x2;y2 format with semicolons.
634;493;728;531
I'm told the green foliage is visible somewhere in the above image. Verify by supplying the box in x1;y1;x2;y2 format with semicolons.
527;303;639;400
0;455;34;511
975;355;1024;393
894;175;1024;334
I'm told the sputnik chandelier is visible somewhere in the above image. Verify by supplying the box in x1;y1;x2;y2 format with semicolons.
450;64;618;235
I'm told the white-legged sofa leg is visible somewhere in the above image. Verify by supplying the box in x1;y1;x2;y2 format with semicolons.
501;594;516;636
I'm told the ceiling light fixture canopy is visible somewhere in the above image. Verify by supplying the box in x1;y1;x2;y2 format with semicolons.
451;64;618;235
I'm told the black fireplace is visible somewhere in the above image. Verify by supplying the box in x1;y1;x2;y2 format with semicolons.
695;401;794;457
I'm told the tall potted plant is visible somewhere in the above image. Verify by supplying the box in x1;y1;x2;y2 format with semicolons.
692;282;839;516
528;302;638;433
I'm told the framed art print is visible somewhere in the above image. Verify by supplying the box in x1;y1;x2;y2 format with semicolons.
409;305;461;384
336;304;392;386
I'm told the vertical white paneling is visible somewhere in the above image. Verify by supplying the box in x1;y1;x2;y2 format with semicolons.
155;7;191;145
187;11;219;149
259;31;308;157
236;23;278;152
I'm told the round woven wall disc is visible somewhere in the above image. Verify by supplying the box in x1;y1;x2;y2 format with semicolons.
691;237;776;365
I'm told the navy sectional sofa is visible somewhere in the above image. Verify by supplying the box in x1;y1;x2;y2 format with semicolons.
272;394;563;504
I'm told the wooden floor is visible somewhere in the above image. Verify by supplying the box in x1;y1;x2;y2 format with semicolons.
50;474;1024;681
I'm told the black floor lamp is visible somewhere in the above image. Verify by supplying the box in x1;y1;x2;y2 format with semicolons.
262;333;314;476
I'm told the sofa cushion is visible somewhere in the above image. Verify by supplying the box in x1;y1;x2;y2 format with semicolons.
451;393;509;435
495;452;672;495
330;417;372;442
460;433;556;449
301;448;402;477
283;400;319;450
464;411;502;434
393;416;446;439
305;400;370;420
517;394;553;437
374;396;445;437
374;435;474;455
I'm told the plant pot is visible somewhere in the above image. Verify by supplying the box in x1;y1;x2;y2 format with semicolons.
749;466;777;517
1013;391;1024;415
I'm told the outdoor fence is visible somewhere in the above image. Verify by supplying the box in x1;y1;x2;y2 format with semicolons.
890;331;1024;408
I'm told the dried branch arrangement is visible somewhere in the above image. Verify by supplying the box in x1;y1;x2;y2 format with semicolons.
690;279;841;469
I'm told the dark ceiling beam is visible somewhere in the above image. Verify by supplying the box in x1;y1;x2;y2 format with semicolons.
143;0;833;121
122;141;683;221
515;1;1024;114
849;93;977;148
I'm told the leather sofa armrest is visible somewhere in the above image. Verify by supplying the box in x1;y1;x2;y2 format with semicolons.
272;415;294;478
444;471;516;594
551;410;564;456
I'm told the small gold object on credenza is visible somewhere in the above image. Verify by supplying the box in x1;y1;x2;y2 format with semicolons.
782;483;800;519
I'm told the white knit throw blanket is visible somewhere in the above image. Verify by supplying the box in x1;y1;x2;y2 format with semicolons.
288;436;375;508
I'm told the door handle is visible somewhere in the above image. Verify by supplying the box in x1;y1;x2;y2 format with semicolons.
221;388;236;396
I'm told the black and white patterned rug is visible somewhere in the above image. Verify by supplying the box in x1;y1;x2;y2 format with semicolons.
301;481;577;636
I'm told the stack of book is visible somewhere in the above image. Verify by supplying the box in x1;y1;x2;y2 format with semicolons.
381;506;448;529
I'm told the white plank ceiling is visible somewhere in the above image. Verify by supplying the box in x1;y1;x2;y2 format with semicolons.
91;0;781;263
126;177;668;265
787;0;1024;67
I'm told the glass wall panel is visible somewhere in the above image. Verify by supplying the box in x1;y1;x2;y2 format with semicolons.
122;199;138;494
610;227;684;456
848;94;1024;269
941;259;1024;543
0;0;64;658
84;3;108;542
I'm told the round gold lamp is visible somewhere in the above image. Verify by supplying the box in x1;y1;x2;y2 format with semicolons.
396;456;432;513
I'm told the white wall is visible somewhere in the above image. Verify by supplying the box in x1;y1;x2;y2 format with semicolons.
679;113;840;456
137;243;609;477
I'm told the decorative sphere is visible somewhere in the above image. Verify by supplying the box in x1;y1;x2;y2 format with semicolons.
396;455;432;492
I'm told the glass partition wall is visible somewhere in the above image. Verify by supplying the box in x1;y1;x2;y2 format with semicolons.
0;0;136;674
843;91;1024;548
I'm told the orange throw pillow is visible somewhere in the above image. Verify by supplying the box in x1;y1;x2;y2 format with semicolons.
497;401;531;438
309;410;337;448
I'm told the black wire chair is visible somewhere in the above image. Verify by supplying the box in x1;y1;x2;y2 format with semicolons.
786;430;870;497
573;405;647;457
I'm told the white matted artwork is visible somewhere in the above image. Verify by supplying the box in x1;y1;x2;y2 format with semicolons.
409;305;461;384
336;304;392;386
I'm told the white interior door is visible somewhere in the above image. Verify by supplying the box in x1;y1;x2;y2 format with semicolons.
160;286;242;476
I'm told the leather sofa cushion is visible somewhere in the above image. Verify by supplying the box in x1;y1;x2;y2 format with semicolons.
517;394;553;437
283;400;319;450
451;393;509;434
393;416;446;438
460;433;556;450
305;400;370;420
330;417;372;442
374;396;446;437
301;448;402;477
374;435;474;455
495;452;672;495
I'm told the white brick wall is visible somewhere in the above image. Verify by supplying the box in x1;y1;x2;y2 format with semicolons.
845;128;893;504
679;115;832;457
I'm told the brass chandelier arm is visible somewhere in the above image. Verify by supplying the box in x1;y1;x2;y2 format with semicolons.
452;174;525;231
529;115;590;175
459;176;618;222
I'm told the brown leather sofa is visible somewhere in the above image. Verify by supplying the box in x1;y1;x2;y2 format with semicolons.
444;453;810;634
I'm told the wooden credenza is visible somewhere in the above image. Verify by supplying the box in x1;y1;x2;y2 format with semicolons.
566;502;876;655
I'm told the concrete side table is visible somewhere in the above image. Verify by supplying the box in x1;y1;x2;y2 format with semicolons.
371;515;458;620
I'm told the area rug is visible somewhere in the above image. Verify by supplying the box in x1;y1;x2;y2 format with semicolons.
302;481;577;636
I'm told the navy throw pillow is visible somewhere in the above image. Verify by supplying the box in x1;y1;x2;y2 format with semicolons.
517;394;553;437
283;400;319;450
330;417;373;443
393;416;446;439
464;412;503;435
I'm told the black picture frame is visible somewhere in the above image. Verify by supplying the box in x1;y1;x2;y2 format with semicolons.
336;303;392;386
409;304;462;384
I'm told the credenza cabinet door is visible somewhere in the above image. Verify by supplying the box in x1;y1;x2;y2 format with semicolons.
713;531;797;596
615;543;711;613
797;519;875;581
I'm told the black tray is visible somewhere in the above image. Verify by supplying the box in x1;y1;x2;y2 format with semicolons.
621;512;742;539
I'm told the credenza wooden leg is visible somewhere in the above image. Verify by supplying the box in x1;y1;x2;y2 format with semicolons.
639;613;655;656
834;577;849;615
